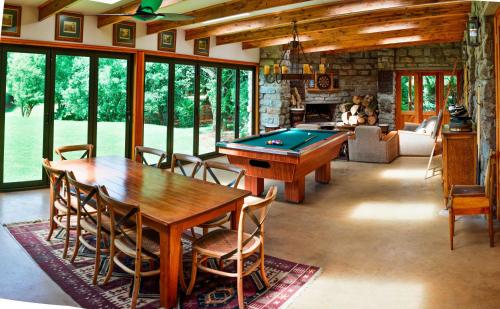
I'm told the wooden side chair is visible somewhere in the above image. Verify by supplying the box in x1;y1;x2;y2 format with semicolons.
42;159;78;258
68;171;116;285
97;185;161;309
448;150;495;250
186;186;278;309
55;144;94;161
135;146;167;168
170;153;203;178
197;161;245;235
425;110;444;179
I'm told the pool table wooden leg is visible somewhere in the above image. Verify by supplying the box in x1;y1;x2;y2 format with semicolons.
285;178;305;203
315;162;331;184
245;176;264;196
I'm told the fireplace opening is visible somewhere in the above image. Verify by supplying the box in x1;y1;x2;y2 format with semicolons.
305;103;336;123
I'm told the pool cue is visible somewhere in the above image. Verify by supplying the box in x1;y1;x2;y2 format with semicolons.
290;135;317;150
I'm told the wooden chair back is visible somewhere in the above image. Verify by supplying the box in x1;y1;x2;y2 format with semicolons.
135;146;167;168
170;153;203;178
42;158;69;204
222;186;277;260
203;161;245;188
485;150;496;201
55;144;94;161
67;171;99;223
97;185;144;256
431;110;444;140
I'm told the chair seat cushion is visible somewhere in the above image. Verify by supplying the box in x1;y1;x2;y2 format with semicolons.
193;229;261;259
451;185;485;197
115;228;160;258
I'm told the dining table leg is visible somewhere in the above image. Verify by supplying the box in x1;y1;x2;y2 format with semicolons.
159;225;182;309
231;199;244;230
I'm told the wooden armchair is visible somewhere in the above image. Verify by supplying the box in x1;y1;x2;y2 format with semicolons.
448;151;495;250
97;185;161;309
55;144;94;160
134;146;167;168
186;186;278;309
170;153;203;178
197;161;245;235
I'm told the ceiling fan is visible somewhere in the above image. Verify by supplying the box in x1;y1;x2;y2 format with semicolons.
96;0;195;22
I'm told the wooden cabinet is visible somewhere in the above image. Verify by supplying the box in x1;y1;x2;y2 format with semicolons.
442;125;477;200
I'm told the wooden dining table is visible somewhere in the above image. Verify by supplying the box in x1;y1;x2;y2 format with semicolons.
51;156;250;309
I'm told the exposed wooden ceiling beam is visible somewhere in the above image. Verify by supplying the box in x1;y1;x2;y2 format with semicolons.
241;16;468;49
185;0;469;41
321;36;463;54
216;3;469;46
38;0;79;21
146;0;314;35
97;0;141;28
301;31;464;54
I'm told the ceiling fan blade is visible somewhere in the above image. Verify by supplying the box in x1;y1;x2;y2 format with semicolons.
94;13;136;16
156;13;195;21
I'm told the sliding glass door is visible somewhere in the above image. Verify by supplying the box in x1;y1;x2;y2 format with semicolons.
173;64;195;155
1;49;49;186
199;66;217;155
53;54;90;159
96;57;130;157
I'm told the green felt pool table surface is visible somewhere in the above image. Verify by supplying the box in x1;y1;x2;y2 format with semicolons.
236;129;340;150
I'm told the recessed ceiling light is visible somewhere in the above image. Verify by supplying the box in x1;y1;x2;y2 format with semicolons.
89;0;122;4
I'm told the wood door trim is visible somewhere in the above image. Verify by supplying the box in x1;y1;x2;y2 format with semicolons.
494;8;500;213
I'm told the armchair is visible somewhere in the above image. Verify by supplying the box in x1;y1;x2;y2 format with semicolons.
348;126;398;163
398;111;443;156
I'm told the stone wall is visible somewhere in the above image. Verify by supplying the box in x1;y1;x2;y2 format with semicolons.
466;1;496;183
259;43;463;131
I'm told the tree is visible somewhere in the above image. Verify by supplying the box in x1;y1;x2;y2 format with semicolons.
6;53;46;117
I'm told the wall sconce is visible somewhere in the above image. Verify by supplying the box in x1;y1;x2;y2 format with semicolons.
468;16;480;47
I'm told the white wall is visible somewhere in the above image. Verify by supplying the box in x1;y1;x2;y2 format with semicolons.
8;5;260;63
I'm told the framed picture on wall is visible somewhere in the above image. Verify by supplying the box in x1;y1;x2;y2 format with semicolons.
113;22;136;47
194;37;210;56
55;12;84;42
2;5;22;37
158;30;176;52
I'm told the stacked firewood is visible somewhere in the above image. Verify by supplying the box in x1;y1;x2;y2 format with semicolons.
339;95;378;126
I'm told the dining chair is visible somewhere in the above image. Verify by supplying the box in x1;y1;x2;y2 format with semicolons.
68;171;120;285
55;144;94;161
186;186;278;309
42;159;80;258
197;161;245;235
170;153;203;178
135;146;167;168
97;185;161;309
448;150;495;250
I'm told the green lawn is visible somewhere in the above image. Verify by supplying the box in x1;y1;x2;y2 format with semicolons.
3;106;214;183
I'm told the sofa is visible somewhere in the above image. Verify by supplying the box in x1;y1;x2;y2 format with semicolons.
398;111;443;156
348;126;399;163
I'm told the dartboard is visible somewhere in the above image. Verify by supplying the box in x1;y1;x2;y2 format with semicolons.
317;74;331;89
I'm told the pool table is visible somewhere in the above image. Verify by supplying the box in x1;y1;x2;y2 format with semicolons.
217;128;349;203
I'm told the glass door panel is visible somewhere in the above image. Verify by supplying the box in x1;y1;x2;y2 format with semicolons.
401;75;415;112
221;68;236;141
144;61;169;161
199;66;217;155
96;57;129;157
422;75;437;113
173;64;195;155
3;51;47;183
444;75;458;108
53;55;90;159
239;70;253;138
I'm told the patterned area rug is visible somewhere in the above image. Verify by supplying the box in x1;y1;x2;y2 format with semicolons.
6;222;320;309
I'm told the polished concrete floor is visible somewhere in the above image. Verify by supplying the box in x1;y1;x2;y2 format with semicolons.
1;156;500;308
